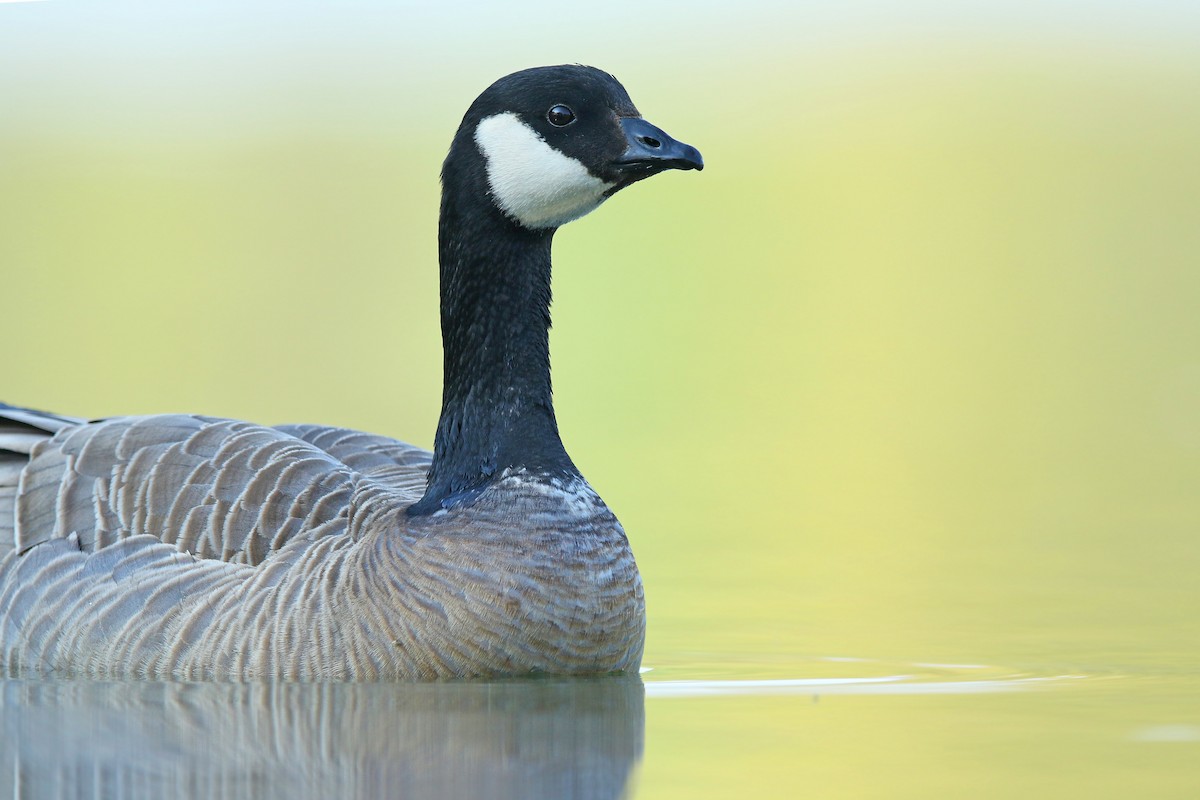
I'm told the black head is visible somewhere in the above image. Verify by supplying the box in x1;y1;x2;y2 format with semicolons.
446;64;703;230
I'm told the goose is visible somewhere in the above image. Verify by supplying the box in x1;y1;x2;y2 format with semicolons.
0;65;702;681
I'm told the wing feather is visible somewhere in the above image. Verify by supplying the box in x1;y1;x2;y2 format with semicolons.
4;407;430;570
275;424;432;496
12;415;364;565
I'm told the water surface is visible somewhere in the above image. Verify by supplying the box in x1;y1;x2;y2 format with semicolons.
4;662;1196;798
1;676;643;800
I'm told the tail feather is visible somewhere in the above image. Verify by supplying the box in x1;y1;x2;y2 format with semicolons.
0;402;86;437
1;403;87;557
0;430;52;454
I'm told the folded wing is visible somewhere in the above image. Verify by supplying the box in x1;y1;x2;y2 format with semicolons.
3;409;430;566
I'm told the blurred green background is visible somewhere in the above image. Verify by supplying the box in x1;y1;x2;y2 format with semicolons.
2;1;1199;796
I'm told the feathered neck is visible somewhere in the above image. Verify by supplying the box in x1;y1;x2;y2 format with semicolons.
408;136;579;515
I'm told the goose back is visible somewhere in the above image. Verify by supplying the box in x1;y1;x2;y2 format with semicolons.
6;413;431;563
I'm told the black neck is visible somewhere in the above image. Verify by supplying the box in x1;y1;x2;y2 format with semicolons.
408;150;578;515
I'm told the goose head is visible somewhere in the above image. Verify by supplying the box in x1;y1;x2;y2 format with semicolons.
446;64;703;231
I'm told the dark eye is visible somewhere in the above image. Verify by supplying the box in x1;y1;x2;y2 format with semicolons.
547;104;575;127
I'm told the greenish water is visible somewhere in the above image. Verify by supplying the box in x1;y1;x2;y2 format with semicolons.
3;668;1197;798
2;2;1198;798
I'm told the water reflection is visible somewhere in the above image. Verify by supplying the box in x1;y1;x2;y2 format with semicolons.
0;676;644;800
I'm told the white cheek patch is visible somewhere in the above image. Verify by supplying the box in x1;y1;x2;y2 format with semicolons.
474;113;615;229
